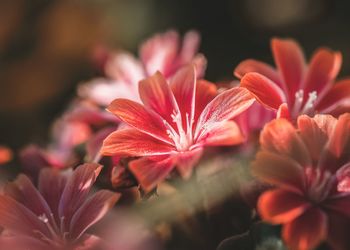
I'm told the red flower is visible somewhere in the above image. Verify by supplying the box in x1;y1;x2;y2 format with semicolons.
235;38;350;120
79;30;207;106
101;65;254;191
0;163;120;250
253;114;350;250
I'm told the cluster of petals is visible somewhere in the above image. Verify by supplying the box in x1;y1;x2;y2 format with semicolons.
235;38;350;120
101;65;254;191
79;30;207;106
252;113;350;250
0;163;120;250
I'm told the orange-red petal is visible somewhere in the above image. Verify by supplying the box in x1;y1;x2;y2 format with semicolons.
101;128;174;157
260;118;311;166
282;207;327;250
240;72;286;110
271;38;305;102
303;48;342;95
258;189;309;224
252;151;305;191
129;156;175;192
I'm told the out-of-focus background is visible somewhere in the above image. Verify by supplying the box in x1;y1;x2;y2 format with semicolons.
0;0;348;149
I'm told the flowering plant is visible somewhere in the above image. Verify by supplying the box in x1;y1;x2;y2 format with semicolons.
1;30;350;250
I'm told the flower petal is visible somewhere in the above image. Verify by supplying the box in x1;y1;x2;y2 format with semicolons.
101;128;174;157
175;148;203;179
105;51;144;85
297;115;330;162
129;156;175;192
234;59;281;85
140;30;179;77
139;71;179;124
324;194;350;217
194;79;218;125
336;163;350;193
0;195;49;237
197;121;245;146
258;189;309;224
107;98;171;143
327;210;350;250
195;87;254;138
179;30;201;64
327;113;350;159
8;174;52;218
260;118;311;166
170;64;197;126
58;163;102;225
271;38;305;102
303;48;342;96
70;190;120;239
38;168;68;219
317;78;350;115
0;235;49;250
282;207;327;250
240;72;286;110
252;151;305;192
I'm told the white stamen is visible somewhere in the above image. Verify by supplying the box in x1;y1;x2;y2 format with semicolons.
292;89;304;117
301;91;317;114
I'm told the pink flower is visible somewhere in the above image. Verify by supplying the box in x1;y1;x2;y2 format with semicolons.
253;114;350;250
79;30;207;106
0;163;120;250
235;38;350;120
101;65;254;191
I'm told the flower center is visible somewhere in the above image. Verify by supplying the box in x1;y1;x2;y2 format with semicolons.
163;110;194;152
304;167;334;203
36;213;68;246
292;89;318;118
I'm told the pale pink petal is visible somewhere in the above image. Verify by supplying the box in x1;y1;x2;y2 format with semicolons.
70;190;120;239
140;30;179;77
0;235;49;250
58;163;102;225
303;48;342;95
129;156;175;192
107;99;172;143
195;87;255;138
101;129;175;157
78;78;139;106
234;59;281;85
240;72;286;110
258;189;309;224
282;207;327;250
178;30;201;64
105;51;144;85
252;151;305;192
196;121;245;146
139;71;179;124
336;163;350;192
260;118;311;166
317;78;350;115
271;38;306;102
191;54;207;78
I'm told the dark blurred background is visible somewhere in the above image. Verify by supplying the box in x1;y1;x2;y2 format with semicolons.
0;0;349;150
